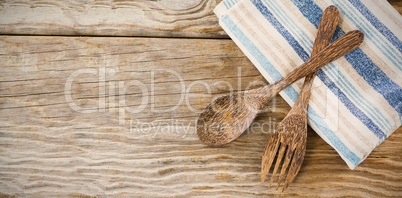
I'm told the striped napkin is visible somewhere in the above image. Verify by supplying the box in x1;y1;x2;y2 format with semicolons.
214;0;402;169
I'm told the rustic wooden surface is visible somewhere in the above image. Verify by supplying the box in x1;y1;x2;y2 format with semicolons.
0;0;401;197
0;0;226;38
0;0;399;38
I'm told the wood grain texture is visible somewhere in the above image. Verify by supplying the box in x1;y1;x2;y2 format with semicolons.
0;0;399;39
389;0;402;14
0;36;401;197
0;0;226;38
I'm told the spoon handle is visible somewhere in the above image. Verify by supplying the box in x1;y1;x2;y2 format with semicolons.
262;30;364;99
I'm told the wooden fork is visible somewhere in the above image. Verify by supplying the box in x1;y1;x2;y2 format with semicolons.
261;5;340;191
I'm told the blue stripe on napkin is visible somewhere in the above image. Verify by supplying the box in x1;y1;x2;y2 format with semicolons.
255;0;392;132
289;0;402;115
333;0;401;69
251;0;387;139
348;0;402;53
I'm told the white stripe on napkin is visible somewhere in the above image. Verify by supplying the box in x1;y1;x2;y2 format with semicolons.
215;0;402;169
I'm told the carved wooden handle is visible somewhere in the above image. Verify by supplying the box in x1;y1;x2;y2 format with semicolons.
266;30;364;98
292;5;339;111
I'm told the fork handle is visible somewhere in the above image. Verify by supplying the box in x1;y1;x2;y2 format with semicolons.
267;30;364;99
291;5;339;112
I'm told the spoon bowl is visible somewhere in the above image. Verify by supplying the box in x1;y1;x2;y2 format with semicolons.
197;90;269;146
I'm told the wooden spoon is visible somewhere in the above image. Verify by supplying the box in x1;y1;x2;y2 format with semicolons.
197;30;364;146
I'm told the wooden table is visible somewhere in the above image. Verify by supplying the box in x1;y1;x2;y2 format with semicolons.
0;0;401;197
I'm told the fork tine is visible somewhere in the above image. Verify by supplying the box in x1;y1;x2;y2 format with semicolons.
268;143;286;187
276;145;294;190
261;133;280;184
282;143;307;191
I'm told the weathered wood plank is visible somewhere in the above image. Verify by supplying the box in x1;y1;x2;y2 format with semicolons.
389;0;402;14
0;0;400;38
0;36;401;197
0;0;226;38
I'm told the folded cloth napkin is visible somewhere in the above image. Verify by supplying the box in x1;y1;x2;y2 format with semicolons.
214;0;402;169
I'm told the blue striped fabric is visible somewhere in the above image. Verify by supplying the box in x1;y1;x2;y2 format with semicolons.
215;0;401;169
